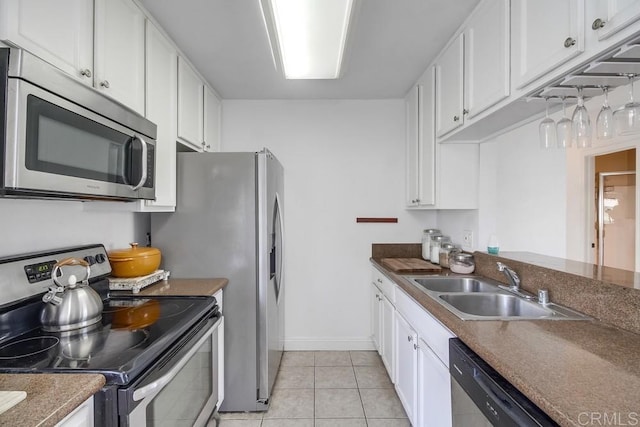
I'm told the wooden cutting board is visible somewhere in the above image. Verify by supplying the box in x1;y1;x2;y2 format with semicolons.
381;258;441;273
0;391;26;415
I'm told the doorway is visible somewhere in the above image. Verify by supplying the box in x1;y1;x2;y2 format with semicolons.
593;149;636;270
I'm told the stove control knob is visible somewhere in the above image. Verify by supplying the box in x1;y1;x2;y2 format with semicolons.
83;256;96;266
95;253;106;264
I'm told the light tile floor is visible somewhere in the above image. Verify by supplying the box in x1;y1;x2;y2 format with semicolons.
217;351;410;427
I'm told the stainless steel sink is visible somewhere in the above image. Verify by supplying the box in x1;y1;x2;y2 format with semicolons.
439;293;553;319
403;275;590;321
409;276;500;293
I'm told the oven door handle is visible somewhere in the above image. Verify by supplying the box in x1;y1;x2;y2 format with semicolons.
132;316;221;402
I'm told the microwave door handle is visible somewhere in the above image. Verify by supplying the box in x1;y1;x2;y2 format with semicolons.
130;136;147;191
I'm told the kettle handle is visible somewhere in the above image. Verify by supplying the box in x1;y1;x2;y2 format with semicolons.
52;258;91;287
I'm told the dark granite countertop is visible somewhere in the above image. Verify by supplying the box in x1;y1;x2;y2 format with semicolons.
0;374;105;426
370;253;640;427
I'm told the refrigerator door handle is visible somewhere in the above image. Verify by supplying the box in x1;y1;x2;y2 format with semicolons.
273;192;284;304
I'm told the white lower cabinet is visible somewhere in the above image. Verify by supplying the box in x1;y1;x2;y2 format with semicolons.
394;312;418;425
380;294;395;379
418;338;452;427
394;285;455;426
371;282;382;353
371;281;395;382
56;396;94;427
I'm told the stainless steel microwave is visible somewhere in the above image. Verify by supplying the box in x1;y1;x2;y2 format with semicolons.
0;47;157;201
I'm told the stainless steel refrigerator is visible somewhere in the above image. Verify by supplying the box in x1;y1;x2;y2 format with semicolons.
150;149;284;412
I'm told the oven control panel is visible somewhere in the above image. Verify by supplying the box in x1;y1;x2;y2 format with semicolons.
24;260;57;284
0;244;112;306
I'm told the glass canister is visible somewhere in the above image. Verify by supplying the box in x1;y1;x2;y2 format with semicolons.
439;243;460;268
421;229;440;260
429;234;450;264
449;252;475;274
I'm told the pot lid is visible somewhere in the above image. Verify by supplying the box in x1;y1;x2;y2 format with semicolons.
107;243;160;260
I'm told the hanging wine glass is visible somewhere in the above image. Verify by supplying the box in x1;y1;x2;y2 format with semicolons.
613;74;640;135
596;86;614;140
556;97;572;149
539;98;556;149
572;86;592;148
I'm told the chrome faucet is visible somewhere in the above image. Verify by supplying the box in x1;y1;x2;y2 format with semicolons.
496;262;521;291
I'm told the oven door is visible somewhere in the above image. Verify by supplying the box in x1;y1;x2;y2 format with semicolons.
120;315;222;427
4;78;155;200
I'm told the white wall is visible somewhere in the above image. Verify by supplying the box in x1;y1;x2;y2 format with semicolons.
222;99;436;350
0;199;148;257
475;119;568;257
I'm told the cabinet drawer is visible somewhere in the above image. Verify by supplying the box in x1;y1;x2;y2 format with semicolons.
395;288;454;367
371;267;395;303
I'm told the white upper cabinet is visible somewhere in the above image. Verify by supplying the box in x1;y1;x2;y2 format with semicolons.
144;21;177;211
435;34;464;137
406;68;436;208
0;0;93;81
204;86;222;152
94;0;146;114
464;0;510;119
405;84;421;207
406;67;478;210
178;57;205;151
0;0;146;114
512;0;585;90
590;0;640;41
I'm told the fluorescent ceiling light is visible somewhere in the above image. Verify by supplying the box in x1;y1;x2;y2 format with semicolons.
260;0;354;79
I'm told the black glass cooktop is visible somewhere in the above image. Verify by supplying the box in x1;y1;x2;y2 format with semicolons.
0;295;217;385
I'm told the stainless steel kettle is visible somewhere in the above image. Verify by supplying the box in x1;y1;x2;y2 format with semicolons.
40;258;104;332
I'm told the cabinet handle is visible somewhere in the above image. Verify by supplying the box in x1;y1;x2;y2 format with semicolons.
377;278;383;284
592;18;606;30
80;68;92;78
463;109;469;115
100;80;110;89
407;335;412;342
201;142;211;151
413;343;418;350
453;115;460;122
564;37;576;48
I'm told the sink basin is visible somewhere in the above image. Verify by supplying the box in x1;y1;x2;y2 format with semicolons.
438;293;590;320
409;276;499;293
439;293;552;318
403;274;591;321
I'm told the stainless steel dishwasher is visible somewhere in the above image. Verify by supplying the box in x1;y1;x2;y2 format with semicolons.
449;338;558;427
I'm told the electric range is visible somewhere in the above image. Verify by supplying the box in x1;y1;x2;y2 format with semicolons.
0;244;222;426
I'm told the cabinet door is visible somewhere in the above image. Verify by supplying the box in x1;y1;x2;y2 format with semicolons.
464;0;510;118
436;34;464;137
370;283;381;354
144;21;177;211
56;396;94;426
204;86;221;152
405;84;420;207
380;294;395;383
512;0;584;89
94;0;146;114
592;0;640;41
394;312;417;425
178;57;205;150
417;339;452;427
419;68;436;207
0;0;93;83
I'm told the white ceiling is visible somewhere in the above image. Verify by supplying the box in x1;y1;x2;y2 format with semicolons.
139;0;481;99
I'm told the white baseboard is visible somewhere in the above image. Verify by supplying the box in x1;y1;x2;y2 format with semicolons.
284;337;375;351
